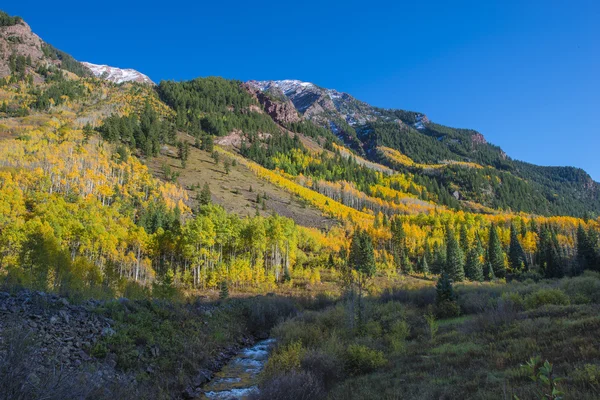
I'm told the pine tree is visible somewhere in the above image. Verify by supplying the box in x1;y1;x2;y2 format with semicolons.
436;272;456;304
465;237;484;282
578;225;600;273
432;243;446;275
576;224;589;272
508;225;527;273
459;224;470;255
445;226;465;282
418;256;429;276
539;225;563;278
224;159;231;174
483;261;496;281
487;224;506;278
219;280;229;300
199;182;211;205
177;141;190;168
349;229;376;329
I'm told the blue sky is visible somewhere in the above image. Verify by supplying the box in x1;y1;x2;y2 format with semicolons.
6;1;599;179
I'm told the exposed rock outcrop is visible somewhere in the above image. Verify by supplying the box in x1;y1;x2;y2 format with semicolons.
243;82;301;124
0;20;45;77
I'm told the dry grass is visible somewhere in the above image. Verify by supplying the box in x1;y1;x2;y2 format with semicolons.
148;135;337;229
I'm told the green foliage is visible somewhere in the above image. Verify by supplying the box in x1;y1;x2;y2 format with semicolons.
198;182;211;206
509;224;528;272
465;237;484;281
488;224;506;278
349;229;376;279
219;279;229;300
31;80;86;110
524;288;570;310
445;226;465;281
97;102;174;157
571;364;600;391
539;225;564;279
435;272;460;318
40;43;93;78
158;77;280;136
263;340;306;380
519;357;564;400
424;306;439;341
344;344;387;376
0;10;22;26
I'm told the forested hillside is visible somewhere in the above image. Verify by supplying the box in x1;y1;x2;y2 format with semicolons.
1;9;600;400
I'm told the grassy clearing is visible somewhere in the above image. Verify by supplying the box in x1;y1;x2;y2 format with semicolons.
148;136;336;229
256;272;600;400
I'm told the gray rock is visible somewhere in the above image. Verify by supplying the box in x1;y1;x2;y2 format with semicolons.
101;327;116;337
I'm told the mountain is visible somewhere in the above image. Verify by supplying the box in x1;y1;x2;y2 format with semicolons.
247;79;600;217
0;10;92;80
82;61;154;85
1;10;600;399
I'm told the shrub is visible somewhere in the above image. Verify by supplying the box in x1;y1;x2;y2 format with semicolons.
252;371;325;400
468;298;519;333
300;350;344;390
524;289;570;310
435;300;461;319
263;340;306;380
571;364;600;391
560;275;600;304
459;290;491;314
501;291;525;311
344;344;387;375
385;320;410;352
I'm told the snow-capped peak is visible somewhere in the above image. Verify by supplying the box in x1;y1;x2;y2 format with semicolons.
82;62;154;85
248;79;315;95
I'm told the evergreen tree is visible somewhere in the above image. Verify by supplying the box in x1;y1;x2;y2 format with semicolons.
508;225;527;273
201;134;214;152
487;224;506;278
177;141;190;168
578;225;599;272
576;224;589;272
459;224;470;255
431;243;446;275
445;226;465;282
199;183;211;205
436;272;456;304
539;225;563;278
483;261;496;281
465;237;484;282
349;229;376;329
219;280;229;300
418;256;429;276
224;159;231;174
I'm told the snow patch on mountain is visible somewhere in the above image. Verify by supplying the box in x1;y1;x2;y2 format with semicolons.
251;79;315;95
414;114;427;130
82;62;154;85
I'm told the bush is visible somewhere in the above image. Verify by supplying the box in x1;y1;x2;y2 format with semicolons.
468;298;519;333
301;350;344;390
435;300;461;319
385;320;410;352
344;344;387;375
501;291;525;311
524;288;570;310
571;364;600;391
252;371;325;400
263;340;306;380
560;275;600;304
459;290;492;314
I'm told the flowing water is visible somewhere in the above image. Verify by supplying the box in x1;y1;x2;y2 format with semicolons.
202;338;275;400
